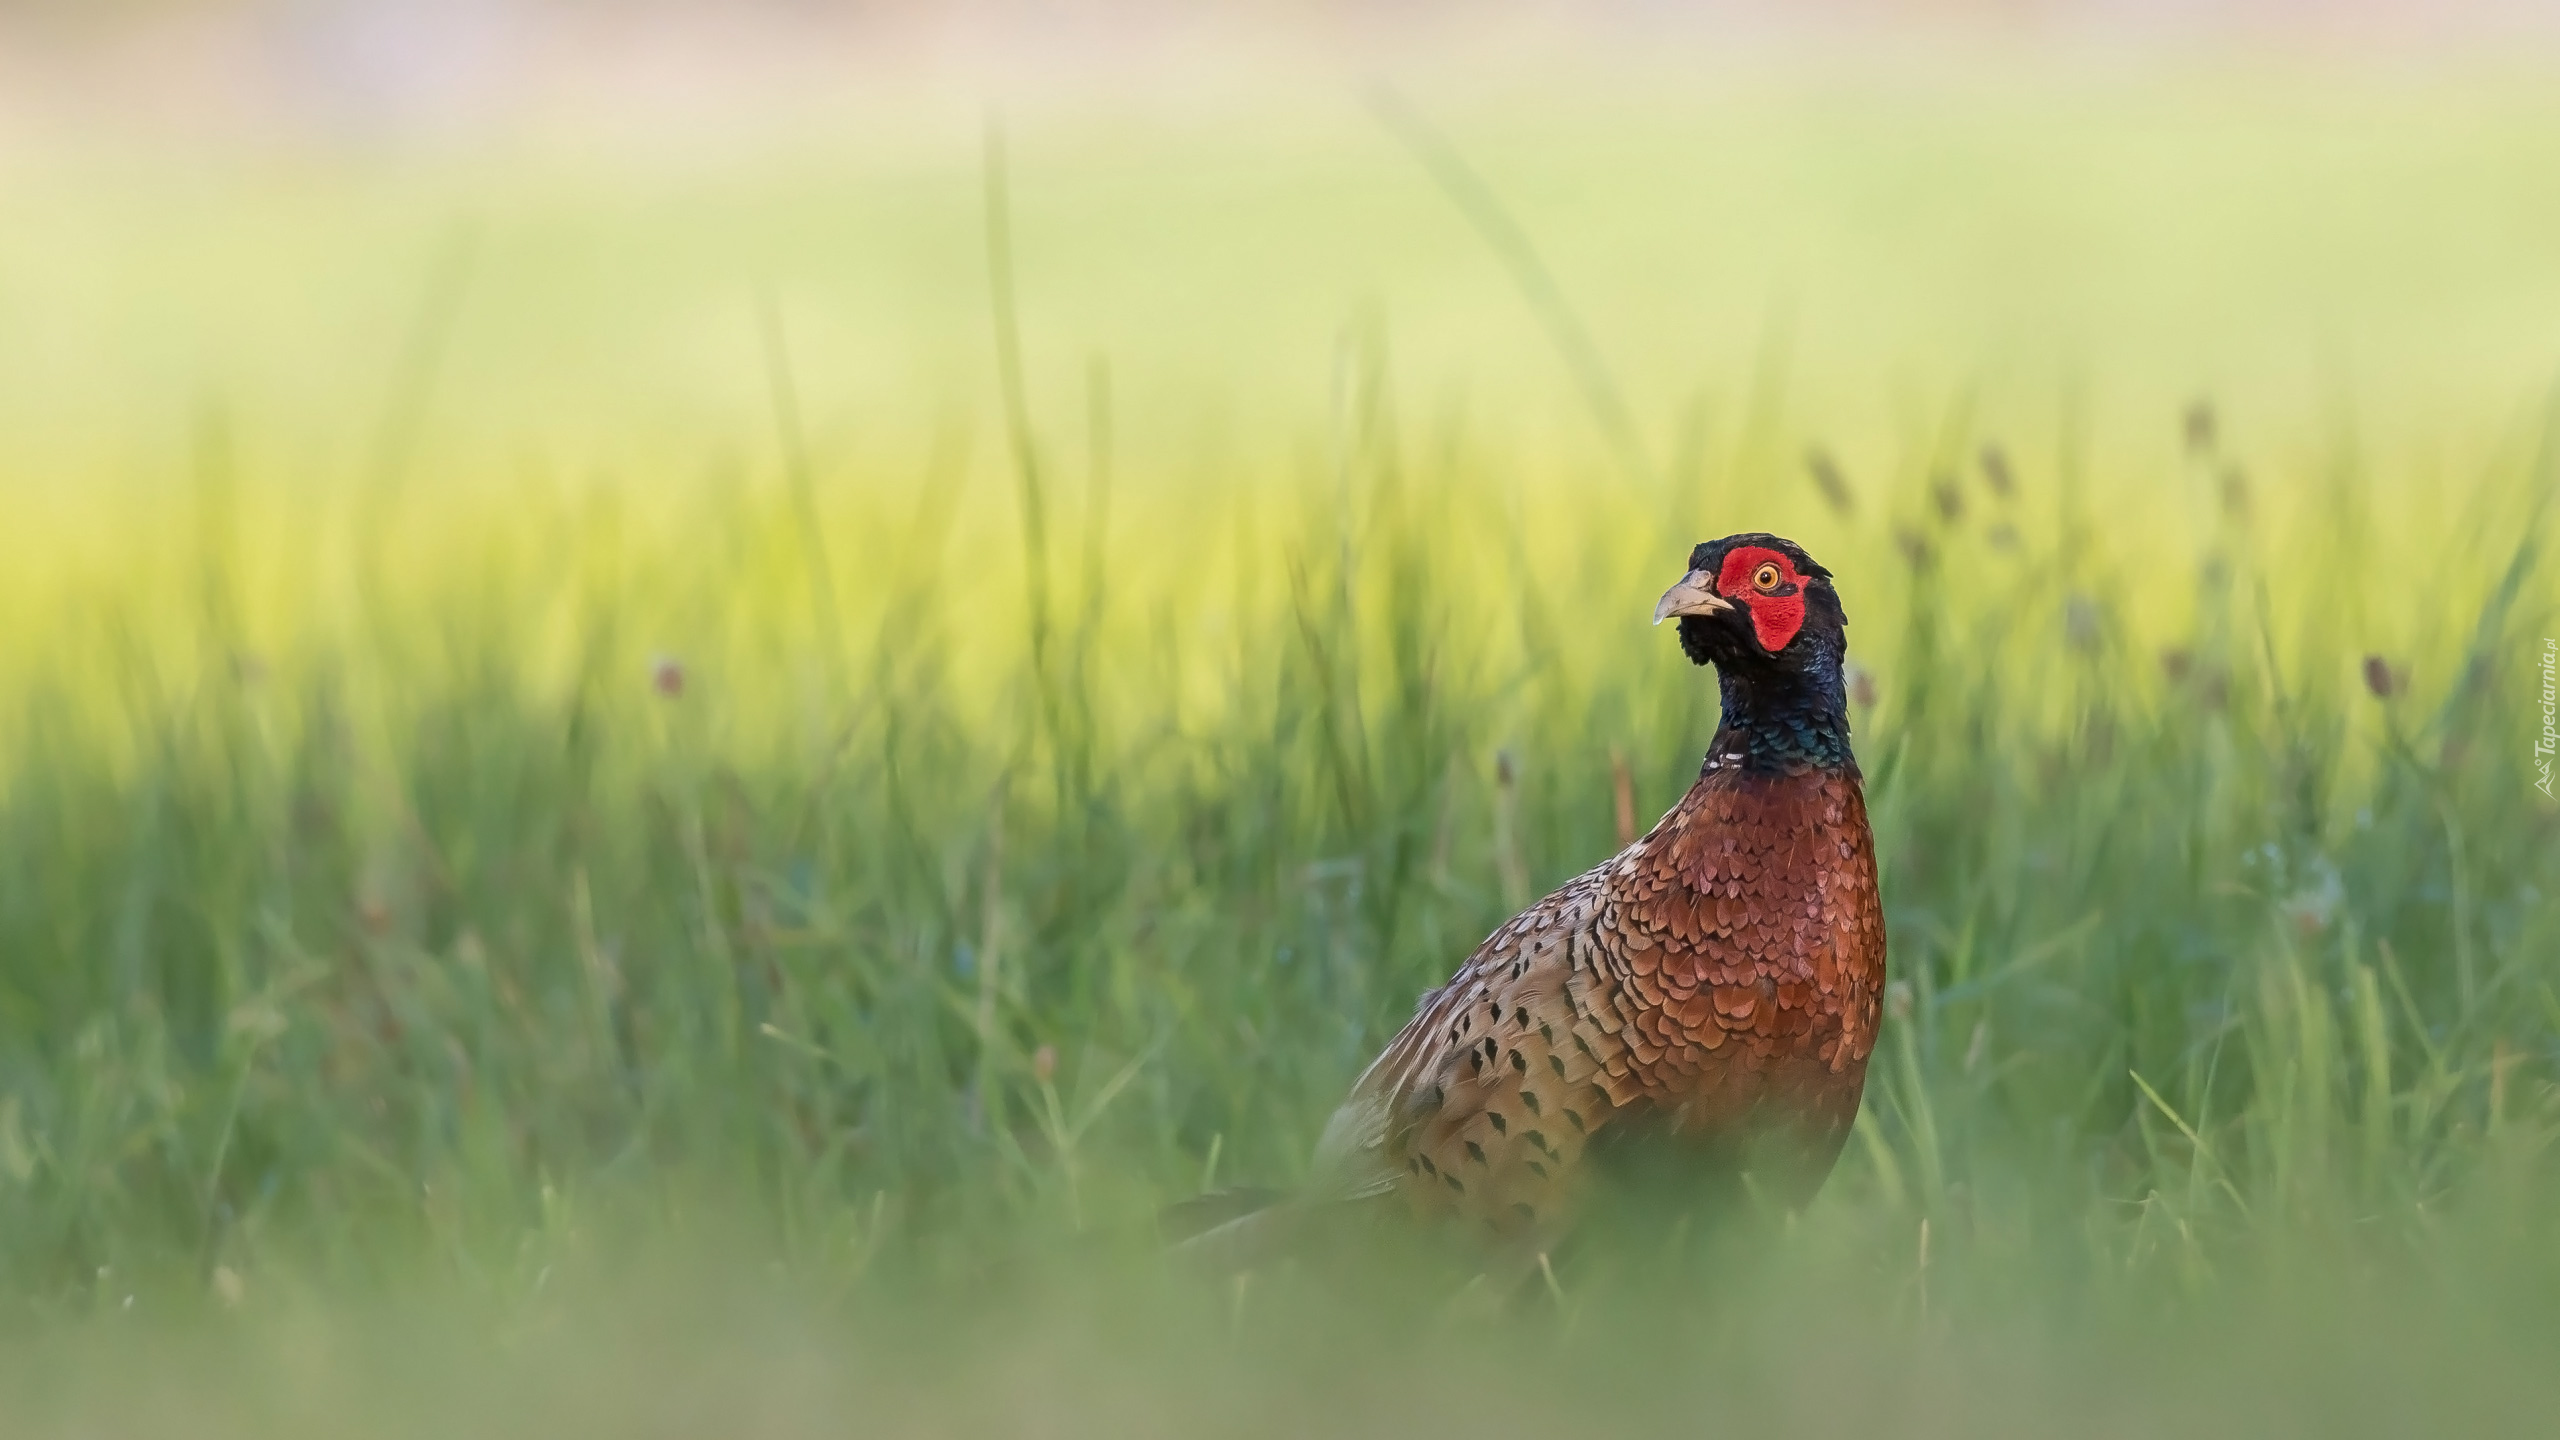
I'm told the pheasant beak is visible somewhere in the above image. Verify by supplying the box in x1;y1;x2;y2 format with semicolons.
1652;569;1734;625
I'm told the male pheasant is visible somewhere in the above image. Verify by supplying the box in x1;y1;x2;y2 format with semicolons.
1180;533;1885;1258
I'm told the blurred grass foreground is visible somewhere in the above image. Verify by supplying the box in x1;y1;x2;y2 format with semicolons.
0;51;2557;1436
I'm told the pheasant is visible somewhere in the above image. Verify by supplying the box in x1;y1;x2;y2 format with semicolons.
1179;533;1885;1259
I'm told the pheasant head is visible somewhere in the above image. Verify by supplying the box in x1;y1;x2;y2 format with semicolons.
1653;533;1854;774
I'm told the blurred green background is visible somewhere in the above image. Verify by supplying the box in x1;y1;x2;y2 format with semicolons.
0;3;2555;1434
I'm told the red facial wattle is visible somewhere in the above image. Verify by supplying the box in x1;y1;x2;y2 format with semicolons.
1716;545;1807;653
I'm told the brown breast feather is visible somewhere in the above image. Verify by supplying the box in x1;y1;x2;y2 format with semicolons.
1313;763;1885;1239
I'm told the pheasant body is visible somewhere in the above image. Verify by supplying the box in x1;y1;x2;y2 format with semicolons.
1179;533;1886;1258
1319;756;1882;1239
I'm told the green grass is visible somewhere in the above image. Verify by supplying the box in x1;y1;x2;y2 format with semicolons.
0;63;2557;1434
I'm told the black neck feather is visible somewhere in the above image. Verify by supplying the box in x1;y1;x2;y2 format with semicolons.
1709;656;1855;774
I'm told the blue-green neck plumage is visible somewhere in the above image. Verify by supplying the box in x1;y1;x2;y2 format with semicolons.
1711;650;1855;774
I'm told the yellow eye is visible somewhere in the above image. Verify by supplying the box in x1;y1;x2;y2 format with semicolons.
1752;562;1783;593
